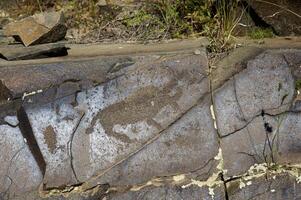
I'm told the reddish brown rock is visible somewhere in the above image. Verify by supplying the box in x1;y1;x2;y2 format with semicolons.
3;11;67;46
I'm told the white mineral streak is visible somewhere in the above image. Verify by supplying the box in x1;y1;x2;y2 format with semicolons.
22;89;43;100
182;149;224;199
173;174;186;182
210;104;218;129
130;178;163;192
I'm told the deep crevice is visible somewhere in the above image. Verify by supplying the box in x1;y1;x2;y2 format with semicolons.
221;173;229;200
16;107;46;178
240;0;277;34
0;80;13;103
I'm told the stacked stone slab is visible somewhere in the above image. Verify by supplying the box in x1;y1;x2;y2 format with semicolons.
3;12;67;46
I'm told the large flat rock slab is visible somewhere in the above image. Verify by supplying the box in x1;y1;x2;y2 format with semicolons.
1;39;301;199
86;97;218;187
23;52;210;189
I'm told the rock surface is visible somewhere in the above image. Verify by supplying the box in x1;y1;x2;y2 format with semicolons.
106;184;226;200
0;43;68;61
3;11;67;46
227;172;301;200
0;42;301;200
248;0;301;36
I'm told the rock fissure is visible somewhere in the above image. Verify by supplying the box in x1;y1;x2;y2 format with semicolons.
16;107;46;177
0;47;301;199
82;92;210;189
68;111;86;184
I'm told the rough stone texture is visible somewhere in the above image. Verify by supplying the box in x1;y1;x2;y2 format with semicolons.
3;11;67;46
0;29;14;45
106;185;226;200
0;122;42;200
234;51;295;119
214;79;246;137
26;96;82;188
211;46;263;90
71;53;208;184
247;0;301;36
0;56;134;103
221;115;278;177
219;50;298;177
1;44;301;200
276;112;301;165
91;97;218;187
227;173;301;200
0;43;68;61
20;52;210;189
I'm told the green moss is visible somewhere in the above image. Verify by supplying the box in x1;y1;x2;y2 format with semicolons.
125;10;155;27
248;28;274;39
295;79;301;90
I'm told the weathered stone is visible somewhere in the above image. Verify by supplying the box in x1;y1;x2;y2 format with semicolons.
247;0;301;36
227;173;301;200
0;29;15;45
3;11;67;46
0;42;301;200
91;97;218;187
211;46;263;90
26;96;82;188
0;123;42;200
22;52;209;189
214;79;246;137
0;56;134;103
3;115;18;126
276;112;301;165
221;115;278;177
235;51;295;120
0;43;68;61
72;53;208;184
106;185;226;200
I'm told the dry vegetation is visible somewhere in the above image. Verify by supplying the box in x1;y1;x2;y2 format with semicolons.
0;0;279;51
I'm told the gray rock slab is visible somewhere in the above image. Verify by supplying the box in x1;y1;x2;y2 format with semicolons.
0;123;42;200
235;51;295;120
227;173;301;200
0;43;68;61
23;53;208;189
72;53;208;183
221;115;278;177
211;46;263;90
0;55;135;103
26;96;83;188
276;112;301;165
106;185;226;200
91;97;218;187
214;79;246;137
